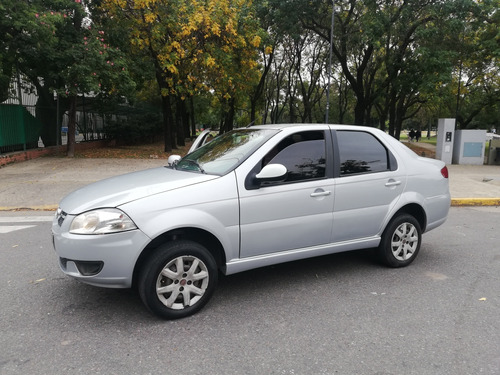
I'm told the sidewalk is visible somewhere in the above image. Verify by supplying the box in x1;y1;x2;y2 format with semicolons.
405;140;500;206
0;158;166;211
0;156;499;211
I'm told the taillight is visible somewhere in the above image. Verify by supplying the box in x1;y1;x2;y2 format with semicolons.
441;166;449;179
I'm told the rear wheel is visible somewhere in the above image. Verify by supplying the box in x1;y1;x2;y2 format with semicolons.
378;214;421;267
138;240;218;319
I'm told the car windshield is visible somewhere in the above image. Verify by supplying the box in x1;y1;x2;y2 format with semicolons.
176;128;278;175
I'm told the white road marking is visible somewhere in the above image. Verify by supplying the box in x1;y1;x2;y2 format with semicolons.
0;216;53;234
0;216;53;223
0;225;36;234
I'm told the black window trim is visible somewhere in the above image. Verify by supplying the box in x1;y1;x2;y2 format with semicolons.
245;130;334;190
331;129;398;178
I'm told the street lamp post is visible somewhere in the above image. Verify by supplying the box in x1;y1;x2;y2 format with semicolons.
325;0;335;124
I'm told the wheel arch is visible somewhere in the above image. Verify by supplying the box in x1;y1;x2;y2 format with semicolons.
132;227;227;288
390;203;427;232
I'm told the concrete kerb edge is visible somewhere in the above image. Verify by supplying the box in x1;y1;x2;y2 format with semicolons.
450;198;500;207
0;140;114;168
0;205;58;212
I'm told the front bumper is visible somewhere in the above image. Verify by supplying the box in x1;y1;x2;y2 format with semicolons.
52;212;151;288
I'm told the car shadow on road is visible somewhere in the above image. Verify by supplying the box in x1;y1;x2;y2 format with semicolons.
53;280;149;321
50;249;379;324
51;244;447;325
212;249;380;303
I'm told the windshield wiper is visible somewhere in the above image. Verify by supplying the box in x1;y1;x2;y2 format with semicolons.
183;159;206;174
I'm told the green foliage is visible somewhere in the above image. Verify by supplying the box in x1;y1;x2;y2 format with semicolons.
265;0;499;134
105;108;163;145
0;0;30;101
2;0;498;147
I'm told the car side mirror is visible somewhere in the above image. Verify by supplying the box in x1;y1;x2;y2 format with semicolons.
167;155;182;167
255;164;287;182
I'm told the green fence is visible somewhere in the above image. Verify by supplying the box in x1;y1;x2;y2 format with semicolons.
0;104;43;153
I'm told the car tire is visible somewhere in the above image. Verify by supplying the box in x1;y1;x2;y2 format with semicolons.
138;240;218;319
378;214;422;268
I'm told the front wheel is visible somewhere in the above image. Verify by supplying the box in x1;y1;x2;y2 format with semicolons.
138;241;218;319
378;214;422;268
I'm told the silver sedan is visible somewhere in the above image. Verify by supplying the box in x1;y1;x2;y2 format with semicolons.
52;124;450;319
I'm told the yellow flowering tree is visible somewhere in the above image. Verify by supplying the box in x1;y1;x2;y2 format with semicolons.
101;0;263;151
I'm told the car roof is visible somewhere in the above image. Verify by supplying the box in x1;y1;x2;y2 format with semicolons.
247;123;416;157
248;123;383;133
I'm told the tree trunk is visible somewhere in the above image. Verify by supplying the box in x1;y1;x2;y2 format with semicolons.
66;95;77;157
161;94;175;152
181;99;189;144
250;51;273;125
289;96;297;123
387;87;398;137
175;99;185;147
189;96;196;138
354;100;366;125
36;86;59;147
393;97;406;140
222;97;236;133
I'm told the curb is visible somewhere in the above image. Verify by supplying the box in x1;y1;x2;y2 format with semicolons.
0;140;114;168
450;198;500;207
0;147;64;167
0;205;58;212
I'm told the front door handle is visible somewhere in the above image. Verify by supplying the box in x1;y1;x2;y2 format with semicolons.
385;179;402;187
310;189;331;197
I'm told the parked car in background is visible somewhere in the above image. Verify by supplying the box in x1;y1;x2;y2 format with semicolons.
52;124;450;319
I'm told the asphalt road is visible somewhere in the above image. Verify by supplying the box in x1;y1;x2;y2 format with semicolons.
1;207;499;375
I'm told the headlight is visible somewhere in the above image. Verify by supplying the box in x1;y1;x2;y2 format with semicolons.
69;208;137;235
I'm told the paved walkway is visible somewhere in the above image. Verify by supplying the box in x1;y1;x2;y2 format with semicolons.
404;141;500;205
0;155;499;211
0;158;166;211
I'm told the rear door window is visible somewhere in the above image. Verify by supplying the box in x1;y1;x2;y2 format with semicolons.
337;131;396;176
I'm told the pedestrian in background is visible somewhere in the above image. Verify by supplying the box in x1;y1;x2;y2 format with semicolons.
409;129;415;142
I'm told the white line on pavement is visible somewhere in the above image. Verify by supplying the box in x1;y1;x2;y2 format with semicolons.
0;216;53;223
0;225;36;234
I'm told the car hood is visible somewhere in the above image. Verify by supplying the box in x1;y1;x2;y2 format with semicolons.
59;167;219;214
